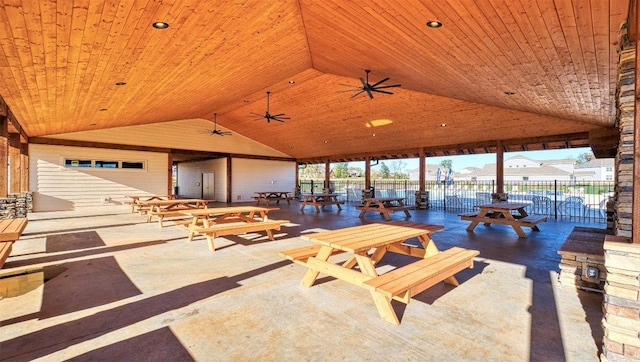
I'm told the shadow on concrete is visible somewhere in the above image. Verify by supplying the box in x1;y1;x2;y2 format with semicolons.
38;256;142;319
66;327;195;361
22;222;149;238
0;260;290;361
46;231;106;252
5;238;179;269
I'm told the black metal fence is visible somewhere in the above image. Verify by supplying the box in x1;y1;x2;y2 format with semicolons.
299;179;613;223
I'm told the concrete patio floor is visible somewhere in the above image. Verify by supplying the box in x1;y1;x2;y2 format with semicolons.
0;202;605;361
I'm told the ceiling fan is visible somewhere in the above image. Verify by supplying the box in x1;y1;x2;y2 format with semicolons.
202;113;232;136
339;69;401;99
250;91;290;123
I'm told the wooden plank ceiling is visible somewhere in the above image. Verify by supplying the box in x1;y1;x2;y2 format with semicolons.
0;0;630;162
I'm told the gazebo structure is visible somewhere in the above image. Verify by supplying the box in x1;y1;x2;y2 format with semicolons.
0;1;639;359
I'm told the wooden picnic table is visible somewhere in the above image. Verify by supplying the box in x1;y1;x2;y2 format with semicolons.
0;217;28;268
279;221;478;325
460;202;547;238
253;191;294;206
299;193;344;213
179;206;288;251
356;196;414;221
143;199;210;227
125;194;177;213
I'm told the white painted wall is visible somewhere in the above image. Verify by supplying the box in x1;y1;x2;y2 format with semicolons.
29;144;168;211
177;158;227;201
231;159;296;202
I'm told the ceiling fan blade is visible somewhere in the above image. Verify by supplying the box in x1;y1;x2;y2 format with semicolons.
338;83;363;89
359;77;368;88
350;90;365;99
374;84;402;89
371;89;394;95
275;115;290;120
365;88;374;99
371;77;390;88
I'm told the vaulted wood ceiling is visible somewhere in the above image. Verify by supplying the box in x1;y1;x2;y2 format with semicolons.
0;0;630;162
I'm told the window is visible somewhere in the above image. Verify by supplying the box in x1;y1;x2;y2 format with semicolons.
606;175;613;181
65;159;92;168
523;176;529;181
64;158;146;170
122;161;144;169
95;160;119;168
606;167;613;172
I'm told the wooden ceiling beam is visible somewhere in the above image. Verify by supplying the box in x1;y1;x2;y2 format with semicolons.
296;132;592;165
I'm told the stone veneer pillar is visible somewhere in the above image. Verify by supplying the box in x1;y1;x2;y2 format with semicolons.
600;26;640;361
614;44;634;238
601;238;640;361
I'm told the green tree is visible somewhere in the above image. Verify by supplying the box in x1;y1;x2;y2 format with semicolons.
333;162;349;178
439;159;453;169
379;162;391;179
389;160;407;179
576;152;594;165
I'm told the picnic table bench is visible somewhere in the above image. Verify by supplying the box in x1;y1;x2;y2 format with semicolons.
356;196;414;221
125;194;177;214
0;218;28;268
144;199;210;227
279;221;479;325
180;206;287;251
253;191;294;206
299;193;344;213
190;219;289;251
460;202;546;238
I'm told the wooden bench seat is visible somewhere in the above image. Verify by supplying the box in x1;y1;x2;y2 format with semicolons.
458;212;478;217
386;205;415;212
0;217;28;269
0;241;13;268
279;244;344;266
362;246;479;325
148;210;191;227
517;215;547;225
191;219;290;251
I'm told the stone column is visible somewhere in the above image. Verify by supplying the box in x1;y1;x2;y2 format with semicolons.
601;238;640;361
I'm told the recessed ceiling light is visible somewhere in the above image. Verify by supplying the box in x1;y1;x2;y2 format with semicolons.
324;140;328;144
372;134;376;137
115;82;127;86
504;91;515;95
243;100;250;103
440;123;447;127
99;108;107;112
288;80;295;84
152;22;169;29
426;20;442;28
89;123;97;127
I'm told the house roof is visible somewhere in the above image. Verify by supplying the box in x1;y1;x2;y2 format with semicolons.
0;1;629;162
575;158;615;168
469;163;571;177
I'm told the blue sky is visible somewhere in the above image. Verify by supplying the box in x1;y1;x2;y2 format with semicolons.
365;147;591;172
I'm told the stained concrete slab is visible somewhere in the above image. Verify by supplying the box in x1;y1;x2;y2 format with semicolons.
0;203;604;361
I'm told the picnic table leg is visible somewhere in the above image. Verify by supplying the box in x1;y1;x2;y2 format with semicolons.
370;292;400;325
205;233;217;252
187;218;198;241
369;247;388;265
381;211;391;221
302;246;335;287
